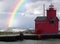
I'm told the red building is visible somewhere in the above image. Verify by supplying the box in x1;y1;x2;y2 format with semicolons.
35;4;59;34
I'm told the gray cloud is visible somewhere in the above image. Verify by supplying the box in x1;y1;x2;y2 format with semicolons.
0;0;60;29
29;0;52;2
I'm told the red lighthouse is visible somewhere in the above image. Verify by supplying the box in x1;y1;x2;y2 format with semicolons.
35;4;59;34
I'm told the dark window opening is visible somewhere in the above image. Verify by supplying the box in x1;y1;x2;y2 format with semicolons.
50;19;54;24
50;20;54;23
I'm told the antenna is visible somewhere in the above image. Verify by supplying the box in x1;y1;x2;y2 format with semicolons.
49;0;54;8
43;4;45;16
51;0;53;4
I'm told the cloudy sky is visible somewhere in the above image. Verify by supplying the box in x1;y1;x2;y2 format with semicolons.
0;0;60;29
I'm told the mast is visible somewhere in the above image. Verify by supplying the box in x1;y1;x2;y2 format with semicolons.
43;4;45;16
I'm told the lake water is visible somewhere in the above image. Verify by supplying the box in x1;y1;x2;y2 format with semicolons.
0;39;60;44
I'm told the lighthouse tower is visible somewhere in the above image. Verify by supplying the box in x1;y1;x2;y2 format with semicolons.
47;4;56;19
35;4;59;34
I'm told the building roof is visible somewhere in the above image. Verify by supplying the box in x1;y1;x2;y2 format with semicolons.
35;16;46;21
35;16;59;21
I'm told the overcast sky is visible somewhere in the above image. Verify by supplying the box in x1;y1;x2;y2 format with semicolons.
0;0;60;29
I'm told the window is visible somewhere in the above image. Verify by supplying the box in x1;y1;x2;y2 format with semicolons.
50;19;54;24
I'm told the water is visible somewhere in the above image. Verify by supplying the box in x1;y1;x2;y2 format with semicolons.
0;39;60;44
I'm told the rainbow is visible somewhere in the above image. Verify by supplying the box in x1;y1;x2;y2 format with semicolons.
8;0;26;27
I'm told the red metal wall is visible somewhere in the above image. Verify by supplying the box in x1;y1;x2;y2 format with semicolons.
35;20;58;34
